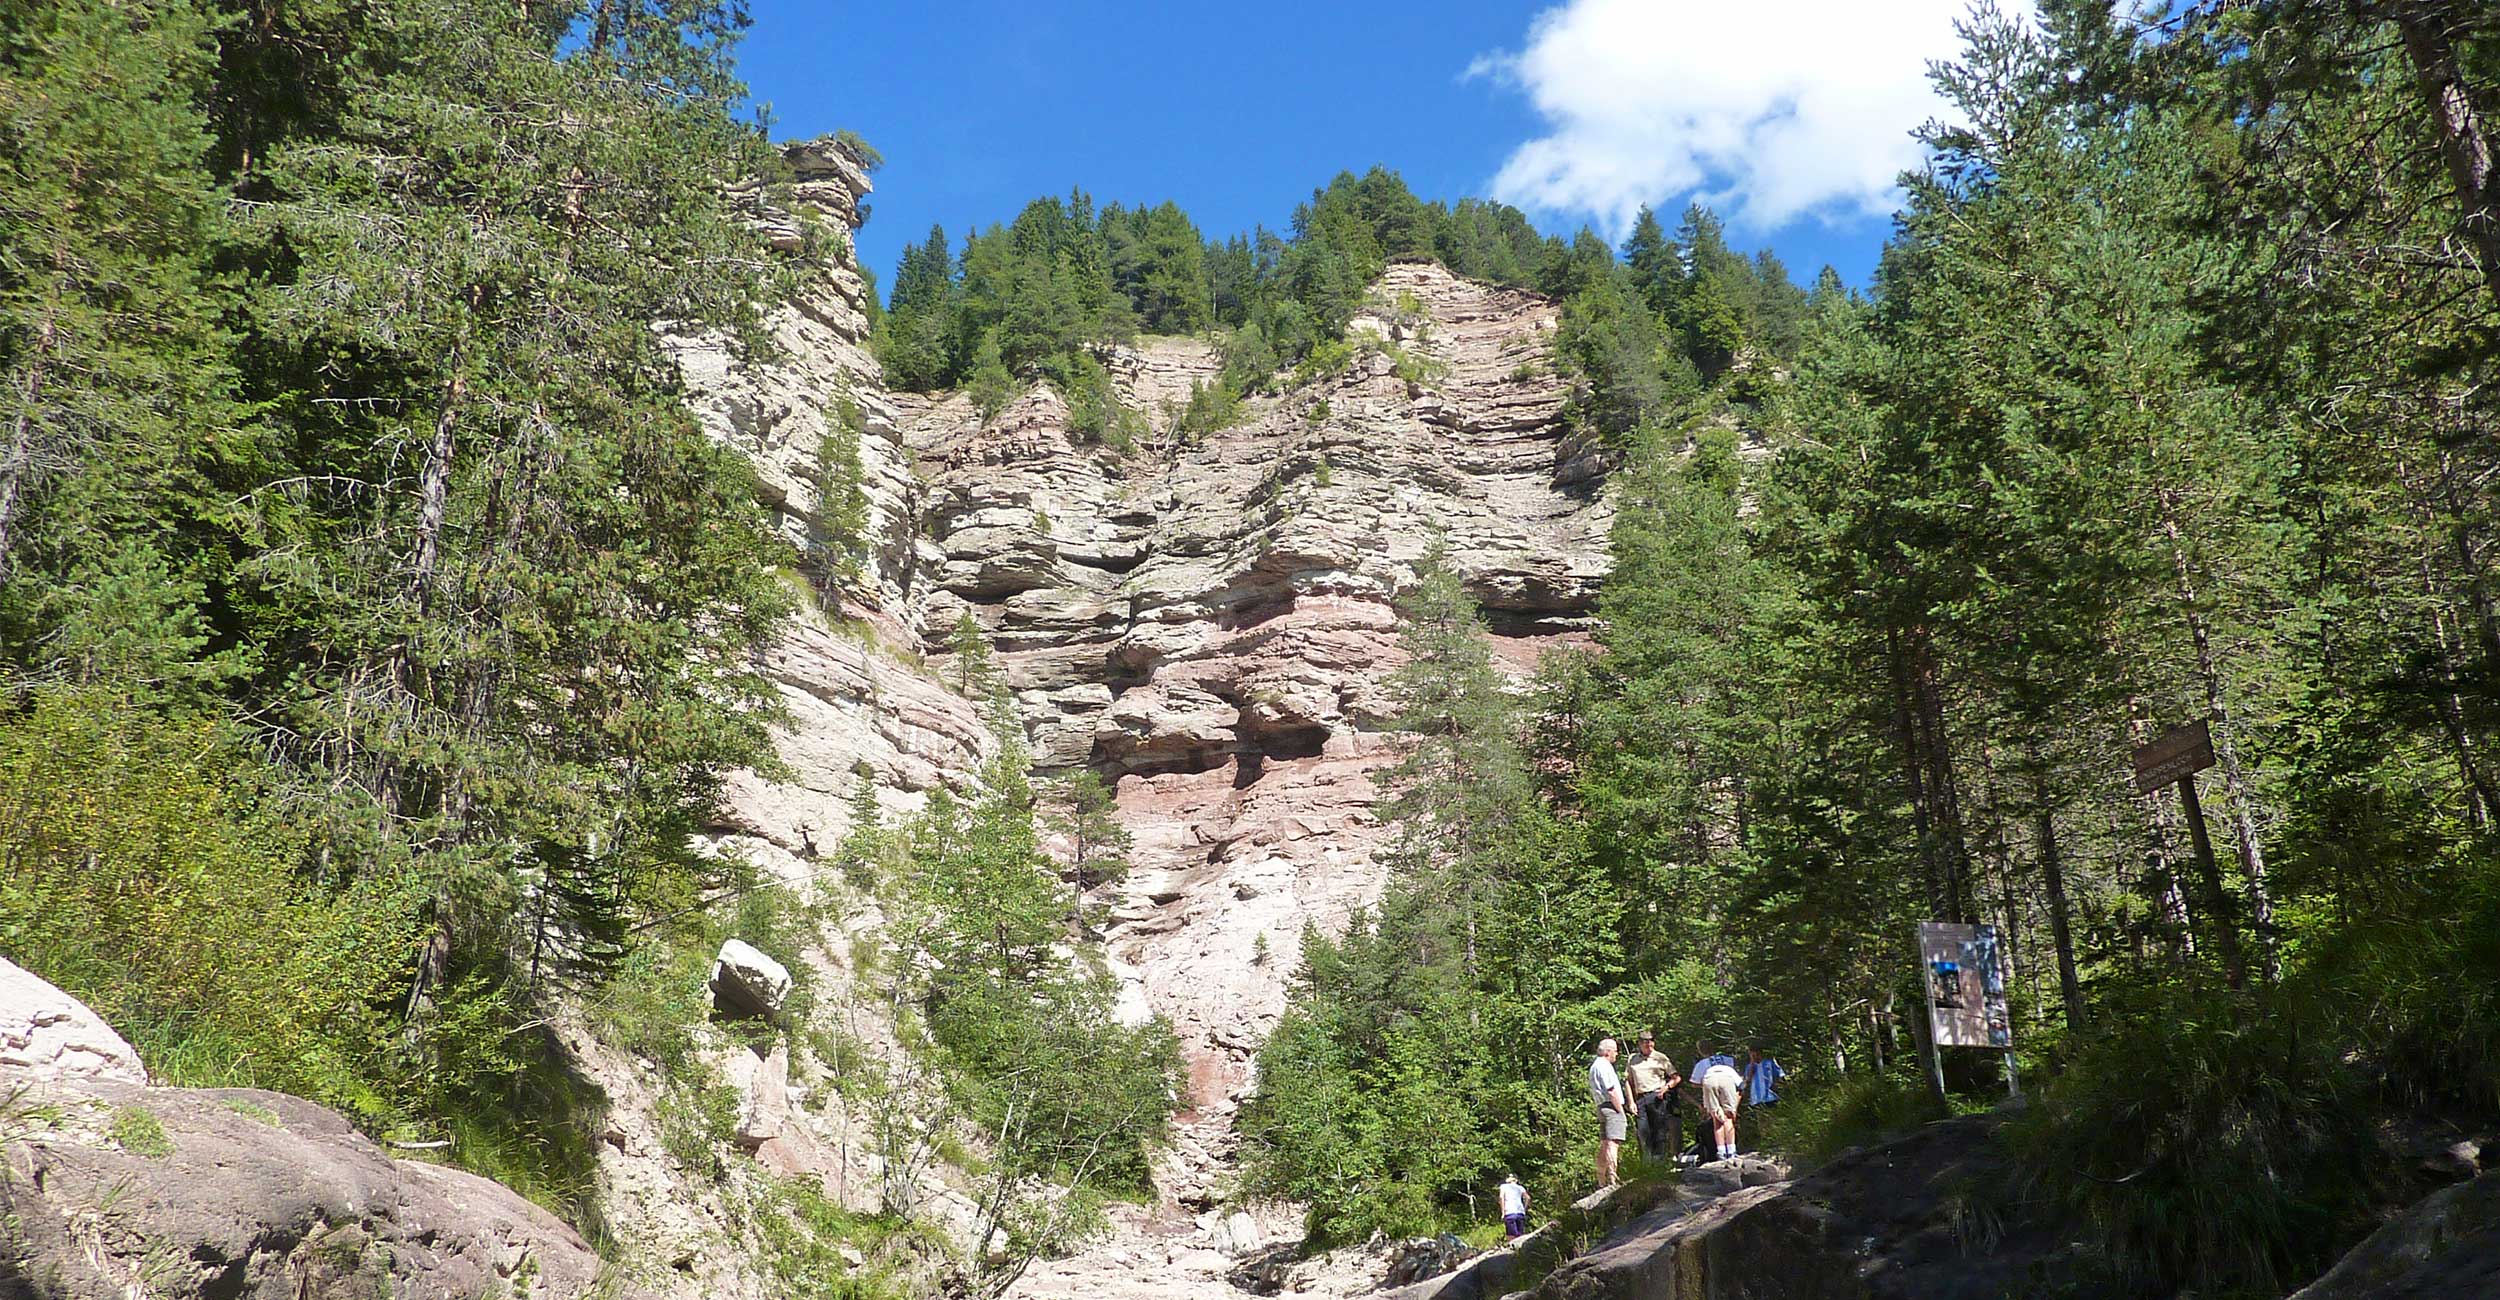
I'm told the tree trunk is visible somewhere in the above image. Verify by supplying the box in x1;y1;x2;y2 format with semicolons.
2432;449;2500;670
1909;629;1973;921
2125;700;2199;964
2178;774;2248;991
2157;493;2279;981
2031;772;2088;1032
409;373;463;601
2429;598;2498;827
1887;626;1945;916
2392;2;2500;316
0;217;72;586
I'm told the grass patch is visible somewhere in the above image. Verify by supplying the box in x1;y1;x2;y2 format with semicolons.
737;1176;929;1300
219;1097;283;1128
1753;1070;1951;1167
108;1106;171;1159
656;1077;742;1181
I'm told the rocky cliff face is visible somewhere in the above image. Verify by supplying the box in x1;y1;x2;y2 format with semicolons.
902;259;1611;1214
649;138;1617;1295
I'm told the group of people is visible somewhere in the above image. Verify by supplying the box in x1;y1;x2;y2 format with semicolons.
1490;1033;1792;1242
1585;1033;1786;1191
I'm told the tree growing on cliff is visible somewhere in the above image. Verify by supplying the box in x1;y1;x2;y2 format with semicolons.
810;395;873;596
1047;770;1131;930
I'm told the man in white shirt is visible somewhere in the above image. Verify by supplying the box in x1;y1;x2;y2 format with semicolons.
1588;1037;1628;1187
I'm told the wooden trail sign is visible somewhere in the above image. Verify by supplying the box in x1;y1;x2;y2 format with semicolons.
2132;719;2215;795
2132;716;2246;988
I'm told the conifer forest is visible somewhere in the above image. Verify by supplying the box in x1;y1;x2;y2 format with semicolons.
2;2;2498;1298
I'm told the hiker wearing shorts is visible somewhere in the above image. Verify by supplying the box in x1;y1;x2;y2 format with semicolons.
1696;1047;1743;1163
1588;1037;1629;1187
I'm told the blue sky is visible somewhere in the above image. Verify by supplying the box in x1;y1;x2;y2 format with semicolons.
736;1;1986;301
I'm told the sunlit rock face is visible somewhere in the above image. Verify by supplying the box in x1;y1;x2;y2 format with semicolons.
899;259;1612;1208
665;141;1615;1291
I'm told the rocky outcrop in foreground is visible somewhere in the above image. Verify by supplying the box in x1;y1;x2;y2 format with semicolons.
0;959;615;1300
1518;1118;2057;1300
2289;1165;2500;1300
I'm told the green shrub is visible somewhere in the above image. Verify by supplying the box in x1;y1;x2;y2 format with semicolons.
833;128;883;171
1174;379;1241;440
743;1176;915;1300
0;690;426;1120
966;337;1016;421
2005;980;2372;1295
1060;352;1144;451
1290;338;1354;388
657;1077;742;1180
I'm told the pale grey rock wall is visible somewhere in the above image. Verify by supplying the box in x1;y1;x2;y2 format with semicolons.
0;956;146;1088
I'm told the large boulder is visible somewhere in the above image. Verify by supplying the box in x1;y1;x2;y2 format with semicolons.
708;938;792;1020
0;961;620;1300
2287;1167;2500;1300
0;956;146;1086
1523;1119;2075;1300
0;1082;617;1300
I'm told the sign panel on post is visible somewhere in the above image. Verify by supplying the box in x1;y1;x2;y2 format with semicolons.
1918;921;2013;1050
2131;719;2216;796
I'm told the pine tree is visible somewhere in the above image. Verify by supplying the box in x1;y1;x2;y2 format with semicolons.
0;0;231;626
1047;770;1131;929
811;395;873;594
1619;205;1685;317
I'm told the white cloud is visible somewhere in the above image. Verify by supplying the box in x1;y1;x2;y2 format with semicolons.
1471;0;1992;236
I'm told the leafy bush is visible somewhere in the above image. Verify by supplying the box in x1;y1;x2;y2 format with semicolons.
1061;353;1143;451
2006;981;2373;1294
834;128;883;171
1174;379;1241;440
742;1176;921;1300
1290;338;1354;388
0;690;426;1119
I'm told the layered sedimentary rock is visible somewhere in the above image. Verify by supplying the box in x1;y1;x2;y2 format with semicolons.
899;262;1609;1210
642;136;1610;1293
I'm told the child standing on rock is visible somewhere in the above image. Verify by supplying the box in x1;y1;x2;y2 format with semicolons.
1498;1172;1531;1239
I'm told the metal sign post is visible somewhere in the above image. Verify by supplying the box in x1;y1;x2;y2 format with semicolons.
2131;720;2241;988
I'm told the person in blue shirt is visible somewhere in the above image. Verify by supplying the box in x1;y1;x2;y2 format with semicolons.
1744;1046;1789;1109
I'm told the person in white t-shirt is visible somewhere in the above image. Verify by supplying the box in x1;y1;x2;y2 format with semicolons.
1498;1172;1531;1239
1588;1037;1629;1187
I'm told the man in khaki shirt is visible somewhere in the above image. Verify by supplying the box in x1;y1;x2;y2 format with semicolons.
1624;1031;1683;1165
